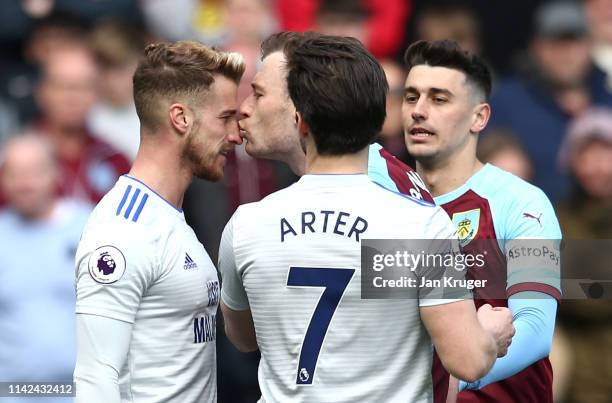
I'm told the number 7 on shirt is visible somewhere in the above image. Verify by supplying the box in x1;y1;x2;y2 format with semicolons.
286;266;355;385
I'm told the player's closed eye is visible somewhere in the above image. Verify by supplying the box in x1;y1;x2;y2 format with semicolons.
404;94;418;103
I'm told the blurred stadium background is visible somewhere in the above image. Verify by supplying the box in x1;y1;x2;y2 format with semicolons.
0;0;611;402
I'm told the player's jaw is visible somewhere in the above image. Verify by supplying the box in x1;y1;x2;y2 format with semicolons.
238;117;272;159
186;134;235;182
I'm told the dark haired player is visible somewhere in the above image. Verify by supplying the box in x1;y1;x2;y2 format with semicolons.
219;34;514;402
402;40;561;403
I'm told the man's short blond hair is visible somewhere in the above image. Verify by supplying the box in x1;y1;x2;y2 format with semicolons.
133;41;245;130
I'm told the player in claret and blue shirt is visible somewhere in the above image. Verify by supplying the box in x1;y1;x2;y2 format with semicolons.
401;39;562;403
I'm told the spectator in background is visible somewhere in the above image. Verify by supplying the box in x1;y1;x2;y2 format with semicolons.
315;0;369;47
585;0;612;89
88;19;145;161
223;0;276;101
413;0;482;56
141;0;227;46
1;11;88;126
477;130;534;182
553;107;612;403
0;98;19;144
31;44;130;205
557;107;612;236
277;0;410;59
488;1;612;202
378;59;413;166
0;135;90;399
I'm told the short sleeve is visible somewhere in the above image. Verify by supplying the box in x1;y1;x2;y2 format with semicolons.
418;207;472;307
504;187;562;300
75;224;157;323
219;213;250;311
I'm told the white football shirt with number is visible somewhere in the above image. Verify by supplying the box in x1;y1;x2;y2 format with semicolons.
75;175;219;403
219;174;461;403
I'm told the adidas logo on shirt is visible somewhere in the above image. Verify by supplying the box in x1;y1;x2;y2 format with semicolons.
184;253;198;270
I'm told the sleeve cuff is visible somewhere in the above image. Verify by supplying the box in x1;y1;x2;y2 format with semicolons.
507;282;561;302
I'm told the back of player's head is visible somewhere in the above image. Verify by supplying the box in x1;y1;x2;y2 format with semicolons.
284;34;388;155
133;41;245;131
403;40;491;102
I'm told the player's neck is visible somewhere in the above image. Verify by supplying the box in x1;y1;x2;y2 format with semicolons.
282;147;307;176
129;140;192;210
417;153;483;197
305;147;368;175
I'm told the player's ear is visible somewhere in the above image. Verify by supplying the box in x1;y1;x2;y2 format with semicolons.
469;102;491;134
296;112;310;139
169;103;192;135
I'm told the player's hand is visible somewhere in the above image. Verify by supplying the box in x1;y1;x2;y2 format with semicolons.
476;304;515;357
446;375;459;403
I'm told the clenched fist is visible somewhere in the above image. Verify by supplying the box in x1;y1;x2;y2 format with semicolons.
477;304;515;357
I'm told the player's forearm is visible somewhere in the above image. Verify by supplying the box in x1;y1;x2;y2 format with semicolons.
448;328;497;382
461;295;556;390
422;301;498;382
74;314;132;402
74;370;121;403
220;301;258;352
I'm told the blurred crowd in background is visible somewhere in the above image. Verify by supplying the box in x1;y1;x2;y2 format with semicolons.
0;0;611;402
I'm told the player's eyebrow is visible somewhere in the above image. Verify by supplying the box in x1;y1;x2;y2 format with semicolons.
429;87;454;98
404;86;454;98
218;108;237;117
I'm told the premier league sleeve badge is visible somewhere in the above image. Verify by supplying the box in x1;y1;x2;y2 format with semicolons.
88;245;127;284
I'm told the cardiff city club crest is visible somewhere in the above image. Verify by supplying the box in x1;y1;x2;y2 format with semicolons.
451;209;480;247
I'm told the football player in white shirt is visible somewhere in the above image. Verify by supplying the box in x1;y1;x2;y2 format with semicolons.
219;33;515;402
74;41;245;403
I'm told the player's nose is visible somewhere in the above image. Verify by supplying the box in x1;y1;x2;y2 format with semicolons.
238;96;252;120
411;99;428;121
227;120;243;145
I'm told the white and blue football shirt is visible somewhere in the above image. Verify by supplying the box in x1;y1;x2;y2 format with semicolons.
220;174;460;403
75;175;219;403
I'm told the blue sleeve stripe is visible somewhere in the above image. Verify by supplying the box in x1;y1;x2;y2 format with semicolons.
372;181;435;207
132;193;149;222
124;188;141;219
116;185;132;216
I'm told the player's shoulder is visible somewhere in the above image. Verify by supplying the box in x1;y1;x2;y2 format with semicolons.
475;164;560;238
232;183;298;223
478;164;551;206
367;142;433;202
82;175;177;243
369;180;435;209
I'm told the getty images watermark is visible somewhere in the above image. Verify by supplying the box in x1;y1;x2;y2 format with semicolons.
361;239;612;300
